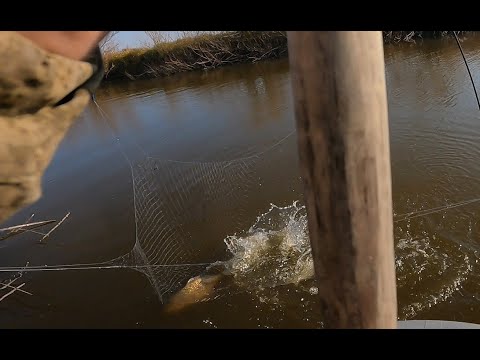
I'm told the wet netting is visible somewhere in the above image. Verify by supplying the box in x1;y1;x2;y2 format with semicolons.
0;95;303;305
104;125;298;302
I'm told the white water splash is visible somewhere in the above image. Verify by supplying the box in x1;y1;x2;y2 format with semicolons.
221;201;314;291
217;201;474;318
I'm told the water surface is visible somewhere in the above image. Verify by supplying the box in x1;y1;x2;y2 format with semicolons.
2;36;480;327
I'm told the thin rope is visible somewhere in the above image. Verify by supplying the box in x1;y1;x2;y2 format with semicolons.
2;194;480;273
0;262;213;273
146;130;296;165
91;96;142;272
394;197;480;223
452;31;480;111
93;96;148;158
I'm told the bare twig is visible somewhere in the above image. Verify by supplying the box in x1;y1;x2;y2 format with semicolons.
145;31;166;46
0;283;26;302
0;220;56;233
0;213;34;238
0;220;56;241
100;31;119;54
104;63;116;78
123;71;135;81
0;263;31;302
17;262;30;278
39;212;70;243
0;279;32;295
0;277;18;290
19;214;35;228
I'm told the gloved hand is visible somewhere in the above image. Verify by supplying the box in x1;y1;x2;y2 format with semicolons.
0;31;104;224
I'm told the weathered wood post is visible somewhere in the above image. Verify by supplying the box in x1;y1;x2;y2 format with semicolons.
287;31;397;328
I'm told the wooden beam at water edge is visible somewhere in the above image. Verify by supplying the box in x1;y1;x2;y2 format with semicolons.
287;31;397;328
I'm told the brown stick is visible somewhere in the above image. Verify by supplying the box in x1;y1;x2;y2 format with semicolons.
0;220;56;241
0;278;32;295
0;282;26;302
39;212;70;243
287;31;397;328
0;220;55;233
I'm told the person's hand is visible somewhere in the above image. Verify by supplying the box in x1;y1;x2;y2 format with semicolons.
16;31;108;60
0;31;108;225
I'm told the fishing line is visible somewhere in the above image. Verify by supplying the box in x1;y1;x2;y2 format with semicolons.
452;31;480;111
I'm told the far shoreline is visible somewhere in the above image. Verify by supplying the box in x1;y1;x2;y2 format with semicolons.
102;31;472;82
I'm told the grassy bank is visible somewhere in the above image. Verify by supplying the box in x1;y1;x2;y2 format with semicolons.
383;31;470;43
103;31;287;81
103;31;470;82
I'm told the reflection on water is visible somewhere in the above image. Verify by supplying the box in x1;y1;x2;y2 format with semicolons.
3;36;480;327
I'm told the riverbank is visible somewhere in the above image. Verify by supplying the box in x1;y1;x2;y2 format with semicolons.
103;31;287;82
103;31;470;82
383;31;469;43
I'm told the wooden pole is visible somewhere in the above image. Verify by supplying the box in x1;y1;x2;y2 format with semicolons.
287;31;397;328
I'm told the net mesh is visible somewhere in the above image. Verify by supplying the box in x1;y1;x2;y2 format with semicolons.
111;155;260;301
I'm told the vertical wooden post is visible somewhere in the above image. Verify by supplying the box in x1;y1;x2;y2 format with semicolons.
287;31;397;328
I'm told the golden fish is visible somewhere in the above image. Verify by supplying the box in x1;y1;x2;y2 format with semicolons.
163;273;224;314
